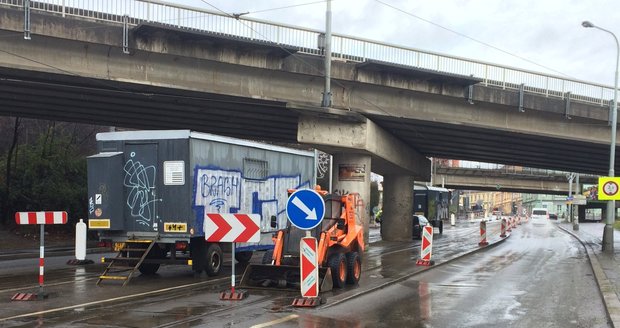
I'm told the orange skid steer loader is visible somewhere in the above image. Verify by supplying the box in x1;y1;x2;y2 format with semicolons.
240;189;365;292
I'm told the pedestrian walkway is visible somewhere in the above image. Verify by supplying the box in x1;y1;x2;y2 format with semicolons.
558;221;620;327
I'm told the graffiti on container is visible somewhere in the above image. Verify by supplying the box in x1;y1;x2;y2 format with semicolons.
88;197;95;215
194;167;311;235
124;156;160;227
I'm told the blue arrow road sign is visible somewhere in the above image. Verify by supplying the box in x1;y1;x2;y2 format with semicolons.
286;189;325;230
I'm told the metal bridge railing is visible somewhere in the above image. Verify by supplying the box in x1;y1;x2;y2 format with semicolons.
435;161;599;181
1;0;616;107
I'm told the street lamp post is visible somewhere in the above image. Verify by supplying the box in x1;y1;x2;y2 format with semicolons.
582;21;619;252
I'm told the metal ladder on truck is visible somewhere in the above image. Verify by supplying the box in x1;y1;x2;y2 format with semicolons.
97;240;155;286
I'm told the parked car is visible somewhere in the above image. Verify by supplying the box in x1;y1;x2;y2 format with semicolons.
412;215;430;239
549;213;558;220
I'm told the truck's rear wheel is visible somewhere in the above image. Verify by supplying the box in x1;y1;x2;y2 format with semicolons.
328;253;347;288
345;252;361;285
205;243;223;276
138;245;163;275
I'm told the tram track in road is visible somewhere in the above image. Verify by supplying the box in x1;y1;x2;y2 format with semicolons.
0;221;498;326
321;225;510;311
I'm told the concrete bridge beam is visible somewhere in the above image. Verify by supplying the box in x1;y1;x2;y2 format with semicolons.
297;113;429;243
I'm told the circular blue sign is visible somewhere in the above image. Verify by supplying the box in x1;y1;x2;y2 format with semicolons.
286;189;325;230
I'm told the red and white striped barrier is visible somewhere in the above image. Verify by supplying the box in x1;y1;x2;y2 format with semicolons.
416;226;435;266
292;237;322;307
478;220;489;246
500;218;507;238
517;216;522;225
15;211;67;225
12;211;67;301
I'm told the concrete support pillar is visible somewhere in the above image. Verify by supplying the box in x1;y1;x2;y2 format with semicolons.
331;153;372;248
381;174;414;241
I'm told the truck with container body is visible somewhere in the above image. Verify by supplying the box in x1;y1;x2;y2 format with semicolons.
87;130;316;282
413;185;450;234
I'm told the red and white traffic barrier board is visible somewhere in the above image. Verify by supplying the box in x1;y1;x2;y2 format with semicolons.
15;211;67;225
12;211;68;301
478;220;489;246
416;226;434;266
500;218;507;238
300;237;319;298
206;213;260;301
204;213;260;243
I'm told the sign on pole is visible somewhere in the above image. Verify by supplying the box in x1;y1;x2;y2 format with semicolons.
599;177;620;200
15;211;67;225
12;211;68;301
300;237;319;298
203;213;260;243
286;189;325;230
205;213;260;301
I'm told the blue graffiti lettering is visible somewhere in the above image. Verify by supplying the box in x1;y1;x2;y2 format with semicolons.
201;174;240;198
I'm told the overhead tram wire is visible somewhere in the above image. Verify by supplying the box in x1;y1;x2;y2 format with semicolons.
373;0;574;79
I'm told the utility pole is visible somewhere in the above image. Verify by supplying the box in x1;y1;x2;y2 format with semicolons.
567;173;575;222
321;0;332;108
574;174;580;231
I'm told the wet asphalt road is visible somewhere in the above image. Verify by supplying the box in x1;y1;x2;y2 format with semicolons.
280;218;610;328
0;219;610;327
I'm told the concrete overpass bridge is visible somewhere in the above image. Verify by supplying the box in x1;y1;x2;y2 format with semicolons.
0;0;617;241
433;164;598;195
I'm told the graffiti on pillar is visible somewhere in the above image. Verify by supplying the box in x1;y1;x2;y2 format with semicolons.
333;189;350;196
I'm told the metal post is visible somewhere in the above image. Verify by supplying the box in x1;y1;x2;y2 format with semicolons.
122;15;130;54
231;242;235;294
567;173;574;223
24;0;31;40
583;21;618;252
574;174;580;230
321;0;332;108
39;224;44;297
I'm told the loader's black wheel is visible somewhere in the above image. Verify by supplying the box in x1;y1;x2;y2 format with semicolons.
205;244;223;277
345;252;361;285
262;249;274;264
235;251;253;264
328;253;347;288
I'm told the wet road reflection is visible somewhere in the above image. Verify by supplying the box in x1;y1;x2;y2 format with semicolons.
295;220;610;328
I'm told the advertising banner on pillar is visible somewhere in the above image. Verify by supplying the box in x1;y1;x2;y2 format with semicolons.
338;164;366;182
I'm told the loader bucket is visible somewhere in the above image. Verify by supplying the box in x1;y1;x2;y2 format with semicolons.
239;264;333;292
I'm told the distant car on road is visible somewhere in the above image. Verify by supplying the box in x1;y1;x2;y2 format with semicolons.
531;208;549;220
412;215;430;239
549;213;558;220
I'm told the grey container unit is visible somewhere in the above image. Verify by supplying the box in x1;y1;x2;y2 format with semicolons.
87;130;316;276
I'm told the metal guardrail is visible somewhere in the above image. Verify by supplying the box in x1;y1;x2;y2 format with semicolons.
1;0;616;107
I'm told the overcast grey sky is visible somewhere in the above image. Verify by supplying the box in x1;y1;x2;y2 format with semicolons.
177;0;620;87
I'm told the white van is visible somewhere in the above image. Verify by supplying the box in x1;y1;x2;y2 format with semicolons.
531;208;549;220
